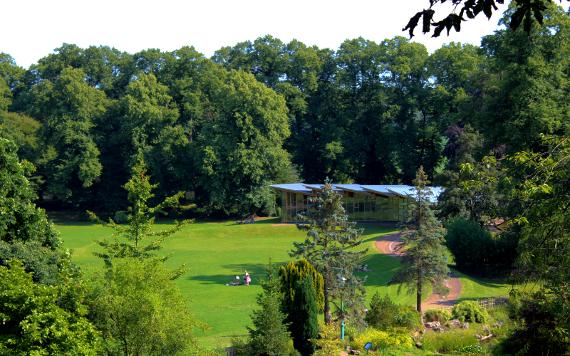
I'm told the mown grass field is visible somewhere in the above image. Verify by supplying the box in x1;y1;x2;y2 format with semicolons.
57;218;513;349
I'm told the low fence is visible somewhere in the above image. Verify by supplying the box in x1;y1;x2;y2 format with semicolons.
477;297;508;309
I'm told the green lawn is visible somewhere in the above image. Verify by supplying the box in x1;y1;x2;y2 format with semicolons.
56;219;512;349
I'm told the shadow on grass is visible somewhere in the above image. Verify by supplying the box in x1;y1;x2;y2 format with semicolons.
189;274;245;285
360;252;402;286
51;220;100;227
360;226;401;244
251;217;282;225
188;262;289;285
452;268;509;288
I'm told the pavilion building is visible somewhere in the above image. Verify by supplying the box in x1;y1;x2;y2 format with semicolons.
270;183;443;223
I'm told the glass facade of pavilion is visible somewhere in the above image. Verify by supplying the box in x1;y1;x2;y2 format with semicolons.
271;183;443;223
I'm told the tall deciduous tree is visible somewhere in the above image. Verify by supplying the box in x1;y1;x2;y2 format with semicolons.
0;78;11;111
0;53;24;104
438;156;504;224
393;166;449;314
0;111;42;164
477;3;570;152
0;138;63;284
198;69;292;215
485;137;570;354
22;66;109;202
515;135;569;291
112;72;186;194
291;180;367;325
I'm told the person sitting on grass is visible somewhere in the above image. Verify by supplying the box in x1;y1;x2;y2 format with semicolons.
244;271;251;286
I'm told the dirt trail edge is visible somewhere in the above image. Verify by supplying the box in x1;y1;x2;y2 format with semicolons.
374;233;461;310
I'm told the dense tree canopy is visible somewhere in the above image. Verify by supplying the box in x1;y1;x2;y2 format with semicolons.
0;6;567;218
197;69;292;215
22;66;109;201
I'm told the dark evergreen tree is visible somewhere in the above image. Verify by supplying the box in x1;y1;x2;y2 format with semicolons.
247;262;295;356
288;276;319;355
392;166;449;314
279;259;324;313
278;260;323;354
291;179;367;325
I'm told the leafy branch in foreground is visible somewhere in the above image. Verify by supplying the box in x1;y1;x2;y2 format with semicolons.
404;0;568;38
88;153;191;268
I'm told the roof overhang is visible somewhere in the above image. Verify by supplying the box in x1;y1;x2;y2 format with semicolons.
270;183;444;202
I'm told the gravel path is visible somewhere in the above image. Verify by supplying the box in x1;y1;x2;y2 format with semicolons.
374;233;461;310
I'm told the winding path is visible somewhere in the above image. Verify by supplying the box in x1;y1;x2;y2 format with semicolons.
374;233;461;310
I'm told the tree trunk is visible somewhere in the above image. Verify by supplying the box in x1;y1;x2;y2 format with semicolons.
324;283;332;324
417;276;422;315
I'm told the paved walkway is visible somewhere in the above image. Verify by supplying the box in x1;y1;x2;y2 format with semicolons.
374;233;461;309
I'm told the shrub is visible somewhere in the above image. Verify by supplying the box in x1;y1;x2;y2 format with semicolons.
90;258;198;355
312;323;344;356
365;293;399;329
445;218;493;270
445;218;517;275
351;328;414;351
499;291;570;355
230;337;250;356
113;210;128;224
394;306;422;330
456;344;484;353
422;328;479;353
365;293;421;330
0;261;102;355
424;309;451;323
452;301;488;323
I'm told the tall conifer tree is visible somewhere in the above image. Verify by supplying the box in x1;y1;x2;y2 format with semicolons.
291;179;366;325
247;262;294;356
393;166;449;314
89;152;189;268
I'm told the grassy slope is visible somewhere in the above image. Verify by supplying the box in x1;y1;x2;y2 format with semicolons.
57;219;512;349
